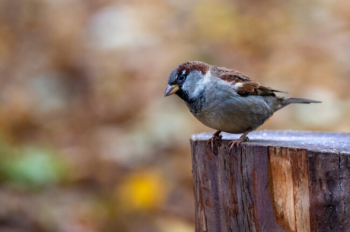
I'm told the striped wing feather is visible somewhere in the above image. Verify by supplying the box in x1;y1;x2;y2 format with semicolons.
216;67;286;96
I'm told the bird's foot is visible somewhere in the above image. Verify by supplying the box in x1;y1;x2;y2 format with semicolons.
207;131;222;152
228;136;249;154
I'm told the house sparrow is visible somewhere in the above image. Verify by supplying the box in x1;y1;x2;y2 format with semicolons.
164;61;321;153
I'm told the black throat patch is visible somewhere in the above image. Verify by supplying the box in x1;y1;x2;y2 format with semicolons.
176;89;205;114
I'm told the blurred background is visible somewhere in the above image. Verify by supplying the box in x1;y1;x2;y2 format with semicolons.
0;0;349;231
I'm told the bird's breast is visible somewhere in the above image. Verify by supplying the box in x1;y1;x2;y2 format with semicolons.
190;94;276;133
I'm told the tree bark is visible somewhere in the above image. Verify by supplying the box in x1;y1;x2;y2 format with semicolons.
190;130;350;232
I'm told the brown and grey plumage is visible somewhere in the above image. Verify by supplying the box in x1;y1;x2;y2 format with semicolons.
164;61;321;153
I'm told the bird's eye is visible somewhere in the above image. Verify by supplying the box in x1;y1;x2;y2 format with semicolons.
178;73;186;81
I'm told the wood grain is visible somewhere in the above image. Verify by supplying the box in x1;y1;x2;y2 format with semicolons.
191;130;350;232
269;147;296;231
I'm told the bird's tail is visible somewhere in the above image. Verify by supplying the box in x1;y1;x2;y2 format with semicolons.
276;97;321;110
282;97;321;105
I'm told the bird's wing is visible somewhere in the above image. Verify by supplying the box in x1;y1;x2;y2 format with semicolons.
216;66;287;96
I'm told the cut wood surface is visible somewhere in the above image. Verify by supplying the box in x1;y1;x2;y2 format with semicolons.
190;130;350;232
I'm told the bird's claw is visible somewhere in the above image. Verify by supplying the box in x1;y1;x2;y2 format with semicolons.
207;132;222;152
228;136;249;154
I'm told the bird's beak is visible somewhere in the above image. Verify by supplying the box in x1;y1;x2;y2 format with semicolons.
164;84;179;97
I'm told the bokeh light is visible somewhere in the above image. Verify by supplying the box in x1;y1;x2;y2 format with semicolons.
0;0;349;231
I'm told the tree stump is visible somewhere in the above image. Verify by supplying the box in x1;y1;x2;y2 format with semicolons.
190;130;350;232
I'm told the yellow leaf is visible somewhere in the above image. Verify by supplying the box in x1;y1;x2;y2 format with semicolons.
116;171;166;211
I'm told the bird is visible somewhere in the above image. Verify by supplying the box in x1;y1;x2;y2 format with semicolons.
164;61;321;153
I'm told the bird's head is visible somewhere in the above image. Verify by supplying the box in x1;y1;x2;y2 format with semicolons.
164;61;210;101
